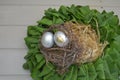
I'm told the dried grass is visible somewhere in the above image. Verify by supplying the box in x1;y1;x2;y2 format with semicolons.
39;22;107;74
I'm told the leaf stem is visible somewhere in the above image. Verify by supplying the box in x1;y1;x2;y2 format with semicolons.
93;18;100;42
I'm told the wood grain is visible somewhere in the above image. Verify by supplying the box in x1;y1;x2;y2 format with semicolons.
0;49;29;75
0;75;32;80
0;26;27;48
0;0;120;6
0;6;119;26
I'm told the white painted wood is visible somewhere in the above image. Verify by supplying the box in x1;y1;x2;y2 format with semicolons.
0;6;120;26
0;49;29;75
0;6;54;26
0;0;120;6
0;26;27;48
0;75;32;80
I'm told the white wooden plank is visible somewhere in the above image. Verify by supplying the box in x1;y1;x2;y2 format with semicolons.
0;6;120;26
0;6;57;26
0;26;27;48
0;0;120;6
0;49;29;75
0;75;32;80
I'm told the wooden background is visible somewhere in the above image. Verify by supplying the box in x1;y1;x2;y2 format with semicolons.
0;0;120;80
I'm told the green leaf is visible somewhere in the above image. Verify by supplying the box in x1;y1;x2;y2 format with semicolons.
23;62;29;70
55;18;64;24
52;73;62;80
103;60;112;80
105;59;119;80
84;65;89;80
94;58;105;79
43;71;55;80
59;5;68;16
24;52;33;60
78;64;90;80
84;11;93;23
28;29;40;36
31;68;41;80
45;10;59;18
24;37;39;43
53;16;64;24
58;5;70;20
64;65;74;80
111;41;120;52
24;37;39;49
109;48;120;62
88;63;97;80
114;35;120;42
35;54;43;62
71;65;78;80
36;59;45;69
38;62;54;77
28;60;33;72
37;18;53;26
78;65;86;77
30;44;39;49
31;56;37;66
27;26;41;36
44;8;58;19
107;14;119;26
35;54;44;63
24;48;39;60
36;26;46;33
79;6;91;17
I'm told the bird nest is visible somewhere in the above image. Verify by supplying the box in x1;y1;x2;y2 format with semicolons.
23;5;120;80
39;22;107;74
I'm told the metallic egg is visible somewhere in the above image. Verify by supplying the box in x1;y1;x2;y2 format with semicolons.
54;31;69;47
41;32;54;48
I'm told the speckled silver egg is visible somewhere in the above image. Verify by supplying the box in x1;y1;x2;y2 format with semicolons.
54;31;69;47
41;32;54;48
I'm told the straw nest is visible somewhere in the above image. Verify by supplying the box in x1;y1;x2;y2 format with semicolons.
39;22;106;74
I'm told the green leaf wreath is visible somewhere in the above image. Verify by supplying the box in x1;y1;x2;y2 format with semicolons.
23;5;120;80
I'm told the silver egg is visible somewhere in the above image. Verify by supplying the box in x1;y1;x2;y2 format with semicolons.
54;31;69;47
41;32;54;48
